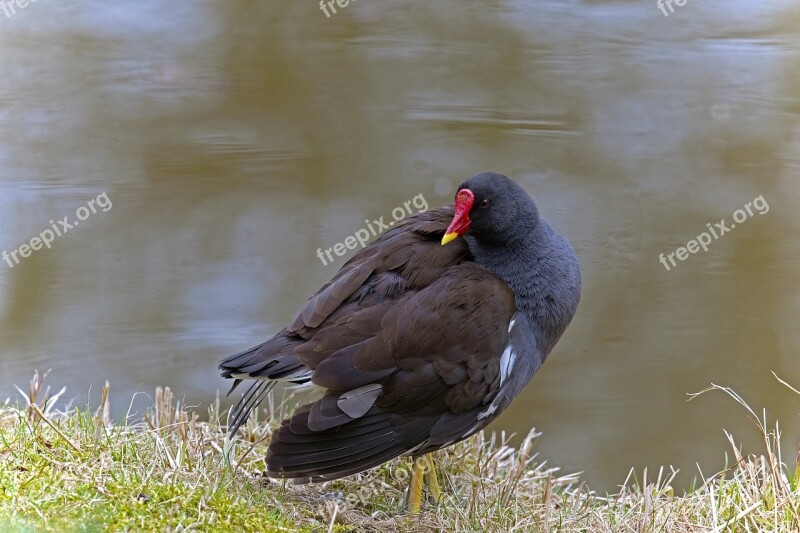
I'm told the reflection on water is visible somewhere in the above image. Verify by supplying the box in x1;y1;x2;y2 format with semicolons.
1;0;800;492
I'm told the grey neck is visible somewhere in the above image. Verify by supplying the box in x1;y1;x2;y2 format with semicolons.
464;221;580;357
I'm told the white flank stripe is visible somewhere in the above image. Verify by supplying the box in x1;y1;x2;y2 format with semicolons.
477;394;503;421
499;344;516;385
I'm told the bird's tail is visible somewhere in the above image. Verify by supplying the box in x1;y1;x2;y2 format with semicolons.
226;379;278;436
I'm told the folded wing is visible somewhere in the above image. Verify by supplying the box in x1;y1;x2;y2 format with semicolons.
219;207;517;480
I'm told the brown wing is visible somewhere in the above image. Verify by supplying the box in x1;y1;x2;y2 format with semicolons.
266;266;515;481
219;207;517;481
220;207;467;427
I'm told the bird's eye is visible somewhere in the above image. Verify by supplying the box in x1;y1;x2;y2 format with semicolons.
480;199;490;208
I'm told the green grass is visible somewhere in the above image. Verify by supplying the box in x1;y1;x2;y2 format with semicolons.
1;372;799;532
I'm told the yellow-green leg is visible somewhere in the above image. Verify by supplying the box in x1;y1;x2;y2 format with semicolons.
408;457;425;514
423;454;441;506
407;454;442;513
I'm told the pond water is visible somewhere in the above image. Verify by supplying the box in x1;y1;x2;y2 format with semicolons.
1;0;799;492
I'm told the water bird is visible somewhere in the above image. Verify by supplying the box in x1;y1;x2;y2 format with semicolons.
219;172;581;512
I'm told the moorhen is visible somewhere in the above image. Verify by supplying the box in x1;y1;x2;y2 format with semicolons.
219;172;581;512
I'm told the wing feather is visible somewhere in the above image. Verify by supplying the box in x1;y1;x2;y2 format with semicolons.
220;207;519;480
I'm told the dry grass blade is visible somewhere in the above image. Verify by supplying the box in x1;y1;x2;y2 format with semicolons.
27;402;82;454
3;373;800;532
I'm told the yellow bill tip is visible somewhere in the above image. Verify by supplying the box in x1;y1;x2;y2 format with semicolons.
441;232;459;245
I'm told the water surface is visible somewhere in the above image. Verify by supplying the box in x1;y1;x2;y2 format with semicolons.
1;0;799;492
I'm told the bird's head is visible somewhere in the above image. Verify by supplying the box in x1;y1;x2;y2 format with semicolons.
442;172;540;245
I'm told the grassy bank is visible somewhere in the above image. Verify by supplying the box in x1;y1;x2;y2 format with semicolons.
1;374;799;532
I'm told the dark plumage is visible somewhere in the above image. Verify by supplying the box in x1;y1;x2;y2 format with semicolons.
219;172;581;484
